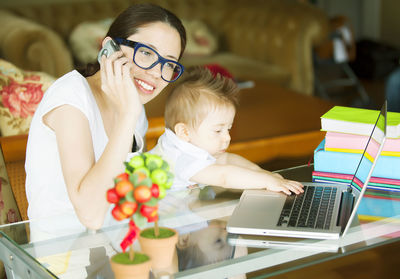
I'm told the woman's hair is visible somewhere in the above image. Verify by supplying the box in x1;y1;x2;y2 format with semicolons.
79;3;186;77
165;66;239;131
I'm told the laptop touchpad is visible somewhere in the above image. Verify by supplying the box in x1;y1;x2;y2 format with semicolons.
235;193;285;227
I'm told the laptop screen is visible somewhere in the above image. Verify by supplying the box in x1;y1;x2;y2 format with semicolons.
349;103;387;194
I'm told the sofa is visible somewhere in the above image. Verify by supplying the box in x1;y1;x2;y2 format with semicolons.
0;0;329;96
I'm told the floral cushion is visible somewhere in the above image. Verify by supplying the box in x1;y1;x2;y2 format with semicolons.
0;59;55;136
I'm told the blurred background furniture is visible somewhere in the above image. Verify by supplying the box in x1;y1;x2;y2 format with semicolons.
0;135;27;221
313;15;371;107
0;0;329;96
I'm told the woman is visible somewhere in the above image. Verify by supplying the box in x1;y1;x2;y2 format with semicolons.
25;3;186;230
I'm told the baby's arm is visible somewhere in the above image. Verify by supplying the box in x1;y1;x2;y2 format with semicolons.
216;152;262;170
190;157;303;195
216;152;283;180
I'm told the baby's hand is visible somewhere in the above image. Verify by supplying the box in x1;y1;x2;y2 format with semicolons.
266;176;304;195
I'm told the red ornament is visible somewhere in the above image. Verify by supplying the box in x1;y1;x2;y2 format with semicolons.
119;201;138;216
140;204;158;222
106;188;120;204
115;180;134;197
204;64;234;79
133;185;152;203
120;220;140;252
116;172;129;181
111;205;128;221
150;183;160;198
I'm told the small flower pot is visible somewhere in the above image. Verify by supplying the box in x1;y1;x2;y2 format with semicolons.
138;227;178;269
110;252;151;279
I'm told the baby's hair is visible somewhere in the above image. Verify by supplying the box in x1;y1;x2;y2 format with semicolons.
165;66;239;130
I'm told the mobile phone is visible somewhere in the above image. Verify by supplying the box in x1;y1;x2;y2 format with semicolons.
97;39;120;63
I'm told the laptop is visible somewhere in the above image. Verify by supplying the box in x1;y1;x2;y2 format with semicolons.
227;102;387;240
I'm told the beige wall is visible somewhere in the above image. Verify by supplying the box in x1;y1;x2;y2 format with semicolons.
380;0;400;48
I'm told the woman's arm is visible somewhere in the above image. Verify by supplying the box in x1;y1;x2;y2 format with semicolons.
45;52;142;229
46;105;135;229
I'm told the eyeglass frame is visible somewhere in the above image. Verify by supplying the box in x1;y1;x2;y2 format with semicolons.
113;37;184;82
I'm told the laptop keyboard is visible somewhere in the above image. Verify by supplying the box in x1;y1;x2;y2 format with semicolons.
277;185;337;230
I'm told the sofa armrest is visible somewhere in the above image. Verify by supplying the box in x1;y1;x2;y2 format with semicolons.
0;10;73;77
219;1;329;95
0;134;28;163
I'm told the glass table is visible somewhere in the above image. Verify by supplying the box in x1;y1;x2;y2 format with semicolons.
1;165;399;279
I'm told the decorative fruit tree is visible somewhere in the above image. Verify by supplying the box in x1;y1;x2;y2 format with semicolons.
106;153;173;262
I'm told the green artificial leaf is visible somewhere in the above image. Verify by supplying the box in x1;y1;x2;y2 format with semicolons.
161;161;170;171
142;152;149;160
144;197;158;207
124;162;134;174
130;173;139;186
133;167;150;177
138;178;152;187
145;154;164;171
118;197;126;205
146;161;157;172
133;212;147;229
125;191;135;202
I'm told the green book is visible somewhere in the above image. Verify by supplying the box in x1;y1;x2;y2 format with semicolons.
321;106;400;139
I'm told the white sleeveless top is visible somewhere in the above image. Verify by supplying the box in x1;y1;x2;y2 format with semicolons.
25;70;147;229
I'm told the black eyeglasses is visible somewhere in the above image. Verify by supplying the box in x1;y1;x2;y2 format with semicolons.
114;37;184;82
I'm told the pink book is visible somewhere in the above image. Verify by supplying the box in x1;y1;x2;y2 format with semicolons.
312;171;400;186
325;132;400;156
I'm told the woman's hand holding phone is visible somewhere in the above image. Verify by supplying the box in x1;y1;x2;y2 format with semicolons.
99;41;142;124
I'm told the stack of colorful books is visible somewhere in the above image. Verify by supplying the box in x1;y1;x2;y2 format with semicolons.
313;106;400;221
313;106;400;193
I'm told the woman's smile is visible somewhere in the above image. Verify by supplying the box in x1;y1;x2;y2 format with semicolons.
135;78;155;94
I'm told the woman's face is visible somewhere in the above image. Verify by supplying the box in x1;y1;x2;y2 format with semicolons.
122;22;182;104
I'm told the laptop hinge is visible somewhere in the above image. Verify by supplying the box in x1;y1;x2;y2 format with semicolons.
336;191;355;232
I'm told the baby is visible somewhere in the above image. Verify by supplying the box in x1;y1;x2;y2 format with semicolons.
150;66;303;195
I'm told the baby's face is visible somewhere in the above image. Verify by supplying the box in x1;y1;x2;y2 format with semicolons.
188;104;235;157
190;220;233;263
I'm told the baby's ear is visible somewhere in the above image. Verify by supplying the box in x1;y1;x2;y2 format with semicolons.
175;123;190;142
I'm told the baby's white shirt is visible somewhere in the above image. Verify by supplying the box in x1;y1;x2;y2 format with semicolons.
150;128;216;191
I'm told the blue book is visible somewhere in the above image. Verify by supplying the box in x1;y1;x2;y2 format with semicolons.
357;196;400;220
314;139;400;180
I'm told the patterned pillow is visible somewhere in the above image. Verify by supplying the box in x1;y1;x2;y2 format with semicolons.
181;19;219;56
0;59;55;136
69;18;113;65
